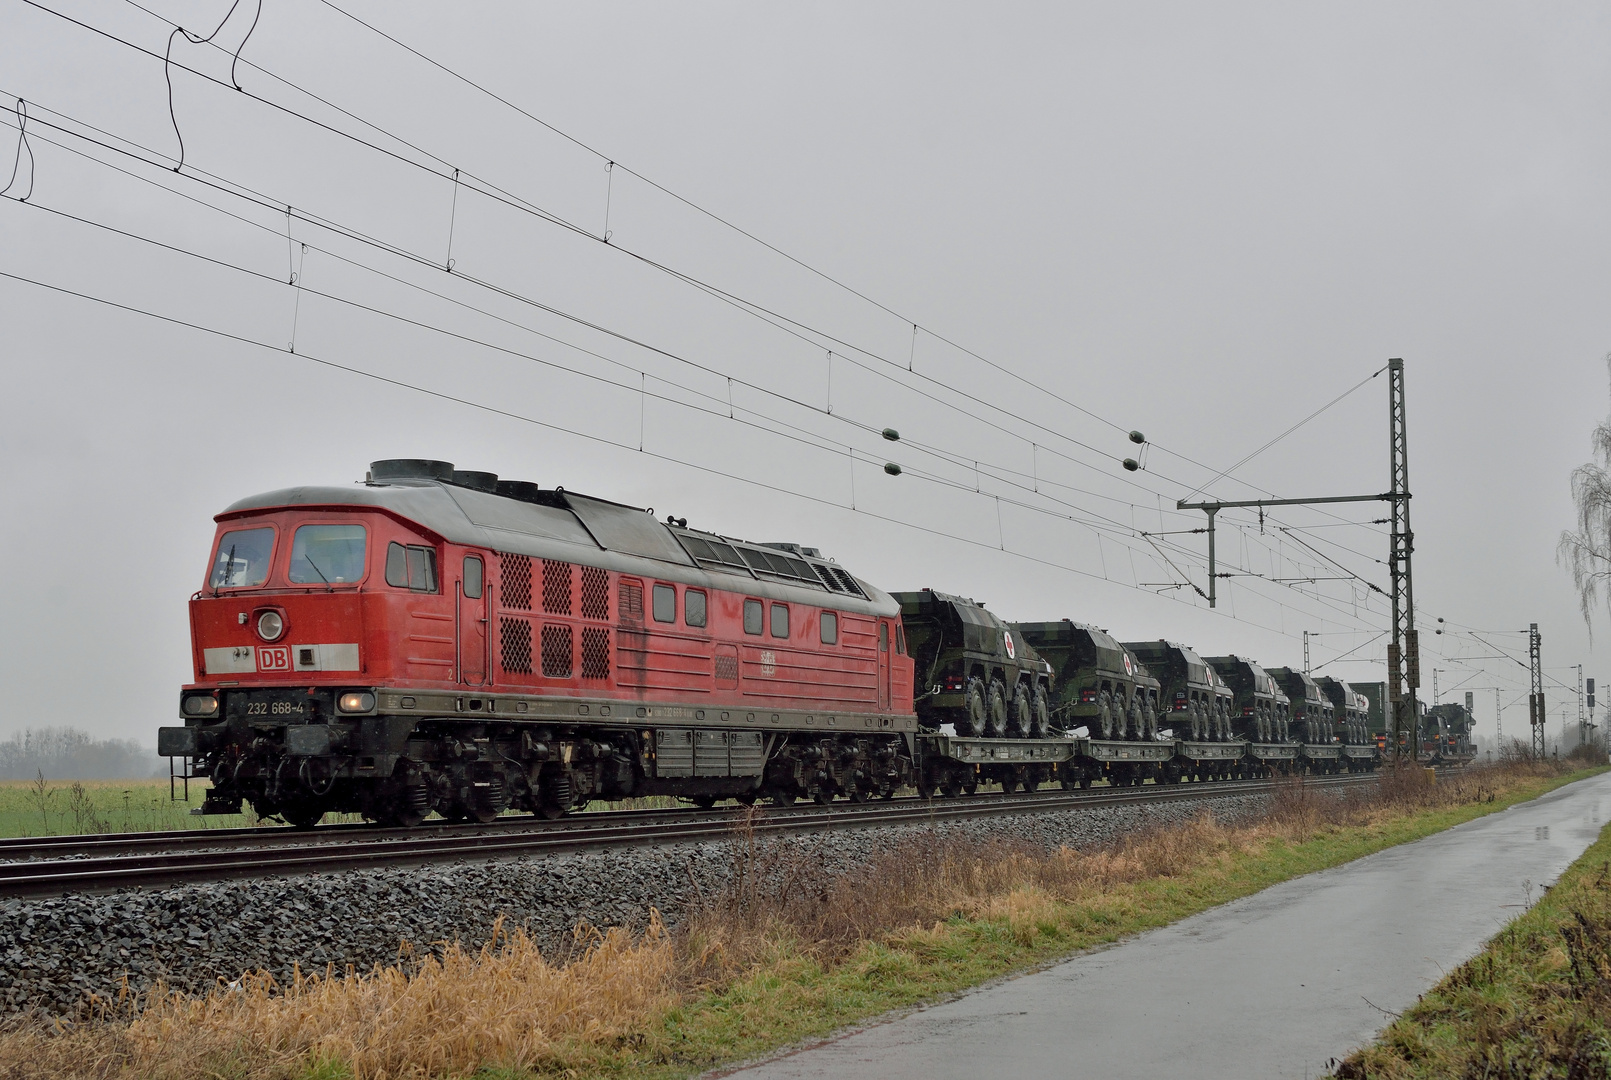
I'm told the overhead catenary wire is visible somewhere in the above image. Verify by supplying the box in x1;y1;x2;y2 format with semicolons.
0;94;1369;615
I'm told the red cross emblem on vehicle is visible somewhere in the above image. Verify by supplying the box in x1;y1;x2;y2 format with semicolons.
1003;632;1015;660
1123;653;1134;678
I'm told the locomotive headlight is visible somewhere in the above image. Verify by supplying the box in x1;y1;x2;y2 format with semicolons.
181;694;219;717
338;691;375;713
256;610;285;642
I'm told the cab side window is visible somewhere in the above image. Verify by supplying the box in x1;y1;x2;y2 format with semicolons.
770;603;789;639
744;598;764;635
653;583;676;623
386;541;438;593
463;556;483;598
820;611;838;645
685;589;707;628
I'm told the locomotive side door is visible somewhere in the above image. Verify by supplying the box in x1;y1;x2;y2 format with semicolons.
878;620;892;711
459;554;487;686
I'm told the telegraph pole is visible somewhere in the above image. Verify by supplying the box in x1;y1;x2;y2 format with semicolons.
1528;624;1545;758
1386;358;1418;761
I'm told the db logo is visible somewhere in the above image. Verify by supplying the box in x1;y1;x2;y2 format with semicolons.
760;651;777;676
257;645;292;672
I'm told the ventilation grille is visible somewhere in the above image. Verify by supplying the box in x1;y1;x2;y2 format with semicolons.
714;652;739;685
542;560;573;615
499;618;532;674
581;566;609;620
500;554;532;610
541;624;573;678
581;627;610;679
812;563;867;598
619;581;644;624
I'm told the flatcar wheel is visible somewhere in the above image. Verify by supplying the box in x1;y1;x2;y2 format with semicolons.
281;802;325;830
538;803;568;820
940;779;961;798
812;788;834;806
1020;776;1039;794
767;786;797;808
917;782;938;799
735;790;759;806
691;794;718;809
1079;775;1092;790
999;775;1018;794
963;781;978;796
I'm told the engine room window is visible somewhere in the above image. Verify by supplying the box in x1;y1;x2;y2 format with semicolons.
770;603;789;639
289;524;366;584
653;583;676;623
820;611;838;645
895;624;906;654
385;541;438;592
879;622;889;652
209;527;274;588
744;598;763;635
463;555;483;599
685;589;707;627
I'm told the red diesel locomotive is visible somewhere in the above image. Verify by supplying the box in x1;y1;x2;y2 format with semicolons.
160;459;917;826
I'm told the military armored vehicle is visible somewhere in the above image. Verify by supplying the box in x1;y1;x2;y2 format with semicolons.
1266;667;1332;744
1015;620;1156;740
896;590;1051;738
1123;640;1228;741
1204;655;1287;743
1424;702;1476;762
1315;676;1370;745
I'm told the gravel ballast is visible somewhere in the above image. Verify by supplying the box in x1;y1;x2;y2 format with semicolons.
0;791;1275;1015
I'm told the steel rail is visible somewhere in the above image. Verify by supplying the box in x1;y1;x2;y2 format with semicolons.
0;773;1376;899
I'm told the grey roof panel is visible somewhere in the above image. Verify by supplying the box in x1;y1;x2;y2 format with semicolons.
564;493;693;566
219;481;897;615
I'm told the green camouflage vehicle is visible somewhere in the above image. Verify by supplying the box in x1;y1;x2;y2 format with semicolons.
1315;676;1371;745
1204;655;1288;743
1015;620;1157;740
1124;639;1231;741
895;590;1051;738
1265;667;1332;744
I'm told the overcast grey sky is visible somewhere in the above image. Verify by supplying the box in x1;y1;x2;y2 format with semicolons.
2;1;1608;752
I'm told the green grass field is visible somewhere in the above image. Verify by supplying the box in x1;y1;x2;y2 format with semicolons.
0;778;289;836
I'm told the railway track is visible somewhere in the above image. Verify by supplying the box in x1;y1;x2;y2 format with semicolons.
0;772;1377;899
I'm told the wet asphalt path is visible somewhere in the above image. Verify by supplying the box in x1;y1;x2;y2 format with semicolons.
718;771;1611;1080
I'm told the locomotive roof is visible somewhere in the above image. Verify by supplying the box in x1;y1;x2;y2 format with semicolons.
220;480;898;616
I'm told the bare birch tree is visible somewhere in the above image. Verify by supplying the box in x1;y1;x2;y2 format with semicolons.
1559;354;1611;634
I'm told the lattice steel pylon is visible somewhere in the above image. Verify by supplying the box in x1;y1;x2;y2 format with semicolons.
1386;358;1419;760
1528;623;1545;758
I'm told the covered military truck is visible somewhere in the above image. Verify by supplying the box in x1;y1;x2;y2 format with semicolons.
896;590;1051;738
1016;620;1157;740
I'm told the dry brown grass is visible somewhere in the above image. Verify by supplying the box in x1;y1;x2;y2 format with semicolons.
0;917;679;1080
0;759;1584;1080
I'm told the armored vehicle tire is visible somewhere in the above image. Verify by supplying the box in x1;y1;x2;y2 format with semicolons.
1032;685;1050;738
987;678;1009;738
1011;682;1032;737
965;678;988;737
